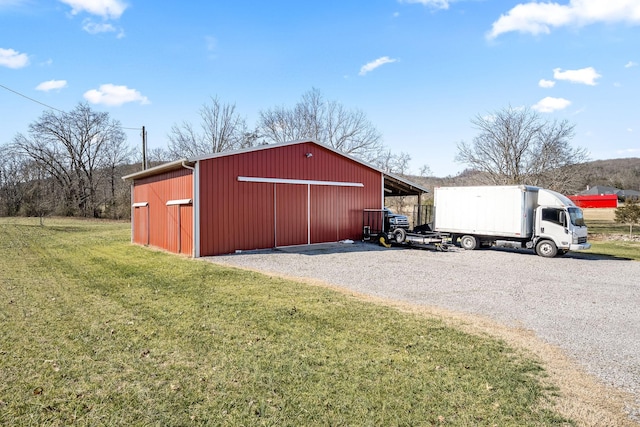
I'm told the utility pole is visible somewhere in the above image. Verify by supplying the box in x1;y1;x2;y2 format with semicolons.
141;126;147;170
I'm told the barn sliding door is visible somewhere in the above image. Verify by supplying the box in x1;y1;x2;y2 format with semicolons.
238;176;364;249
310;185;338;244
275;184;308;247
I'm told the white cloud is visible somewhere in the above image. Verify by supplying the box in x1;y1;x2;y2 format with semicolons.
83;84;150;106
83;20;118;34
35;80;68;92
359;56;398;76
625;61;638;68
205;36;217;52
488;0;640;39
0;0;28;7
532;96;571;113
0;47;29;68
538;79;555;88
398;0;451;9
553;67;601;85
59;0;127;19
616;148;640;154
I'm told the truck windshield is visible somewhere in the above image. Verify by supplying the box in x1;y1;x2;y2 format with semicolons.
568;207;586;227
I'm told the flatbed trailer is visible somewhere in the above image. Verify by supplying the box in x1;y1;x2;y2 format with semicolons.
362;209;452;251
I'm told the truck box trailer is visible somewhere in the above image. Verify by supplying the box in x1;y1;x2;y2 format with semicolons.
433;185;591;257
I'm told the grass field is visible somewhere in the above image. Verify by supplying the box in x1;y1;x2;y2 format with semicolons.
0;217;575;426
582;208;640;260
583;207;640;235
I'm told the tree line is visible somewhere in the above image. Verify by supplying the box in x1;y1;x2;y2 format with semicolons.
1;90;594;219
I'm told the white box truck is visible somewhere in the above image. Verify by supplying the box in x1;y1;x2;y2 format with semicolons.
433;185;591;257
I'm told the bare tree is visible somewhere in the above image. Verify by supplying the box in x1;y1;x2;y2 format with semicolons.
0;145;27;216
374;150;412;175
0;144;59;222
167;96;249;158
258;88;384;162
11;102;127;217
99;136;136;218
456;106;589;193
419;164;433;177
146;147;172;165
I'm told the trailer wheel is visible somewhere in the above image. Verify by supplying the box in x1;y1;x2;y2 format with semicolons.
377;233;391;248
393;228;407;243
535;240;557;258
460;235;478;250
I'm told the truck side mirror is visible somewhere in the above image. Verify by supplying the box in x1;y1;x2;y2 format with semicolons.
559;211;567;227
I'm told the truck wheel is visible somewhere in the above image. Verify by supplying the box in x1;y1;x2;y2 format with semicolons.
460;235;478;250
535;240;557;258
393;228;406;243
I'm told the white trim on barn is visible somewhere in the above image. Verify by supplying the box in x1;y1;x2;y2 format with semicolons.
237;176;364;187
194;162;201;258
166;199;192;206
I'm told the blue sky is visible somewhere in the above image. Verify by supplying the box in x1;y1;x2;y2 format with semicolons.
1;0;639;177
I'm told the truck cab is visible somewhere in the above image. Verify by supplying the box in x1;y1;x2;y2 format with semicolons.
533;189;590;257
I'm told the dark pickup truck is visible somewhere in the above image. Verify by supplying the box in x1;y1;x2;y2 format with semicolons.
384;207;410;232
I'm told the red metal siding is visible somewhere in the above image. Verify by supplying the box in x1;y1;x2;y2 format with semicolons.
310;186;337;243
132;205;149;245
131;168;194;254
568;194;618;208
200;160;276;255
179;205;193;254
165;204;194;254
338;186;370;241
199;142;382;256
276;184;308;247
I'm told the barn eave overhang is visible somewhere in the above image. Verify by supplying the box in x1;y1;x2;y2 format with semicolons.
121;159;195;181
382;172;429;197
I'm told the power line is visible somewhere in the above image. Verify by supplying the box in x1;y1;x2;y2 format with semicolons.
0;83;66;114
0;83;140;131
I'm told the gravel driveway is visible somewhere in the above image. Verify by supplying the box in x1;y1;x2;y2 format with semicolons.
207;242;640;420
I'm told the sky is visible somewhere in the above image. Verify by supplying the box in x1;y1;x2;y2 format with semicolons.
1;0;639;177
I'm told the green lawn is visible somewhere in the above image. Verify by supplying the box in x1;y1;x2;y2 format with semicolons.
0;218;570;426
580;208;640;260
585;240;640;261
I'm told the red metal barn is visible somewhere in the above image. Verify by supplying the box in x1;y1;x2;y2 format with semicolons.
568;194;618;208
123;140;427;257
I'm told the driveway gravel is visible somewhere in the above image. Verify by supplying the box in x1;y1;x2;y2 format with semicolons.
207;242;640;420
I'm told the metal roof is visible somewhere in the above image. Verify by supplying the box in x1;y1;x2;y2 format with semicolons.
121;140;429;196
